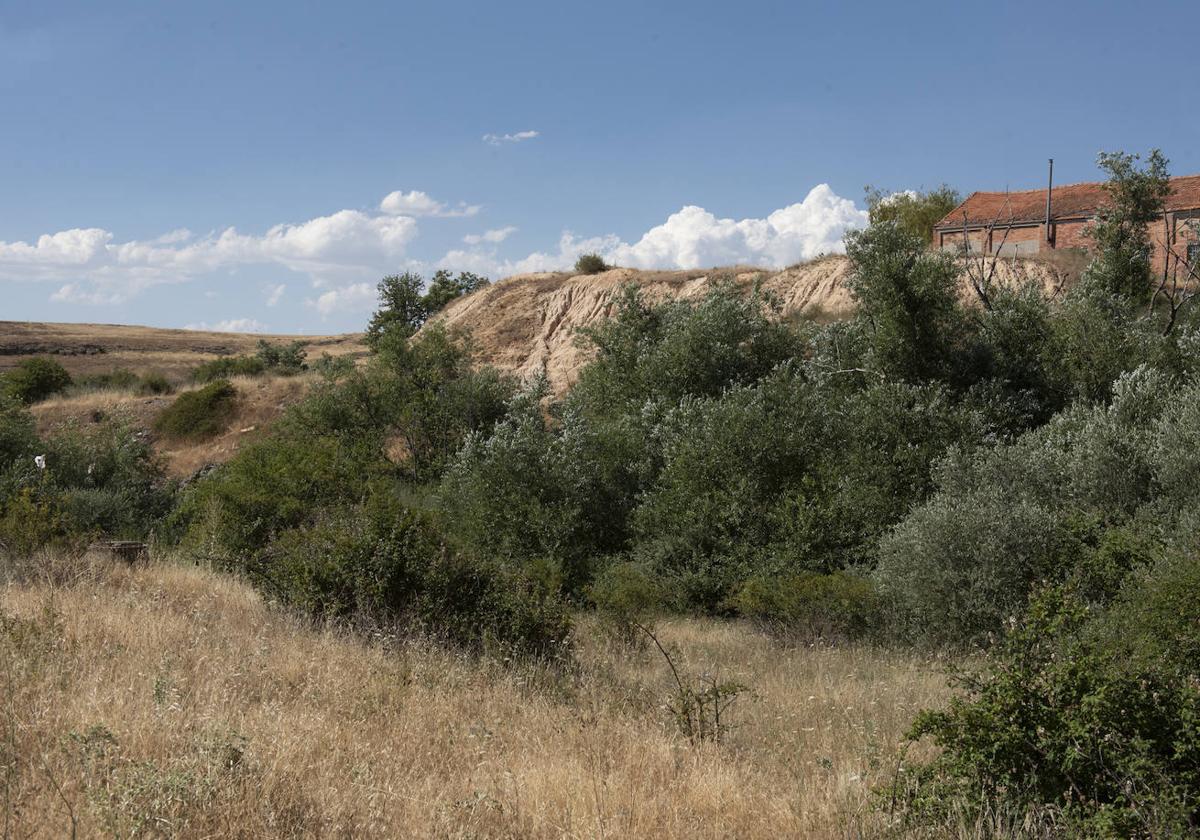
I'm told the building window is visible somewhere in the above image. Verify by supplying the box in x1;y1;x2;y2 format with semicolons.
1189;243;1200;267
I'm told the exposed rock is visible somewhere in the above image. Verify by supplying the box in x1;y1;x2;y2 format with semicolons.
426;255;1067;394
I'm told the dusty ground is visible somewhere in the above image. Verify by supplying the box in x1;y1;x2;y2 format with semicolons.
0;556;952;838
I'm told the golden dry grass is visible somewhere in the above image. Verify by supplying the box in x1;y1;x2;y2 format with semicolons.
0;557;952;838
0;321;367;380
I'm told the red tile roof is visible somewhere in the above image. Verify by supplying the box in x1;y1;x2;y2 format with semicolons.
934;174;1200;229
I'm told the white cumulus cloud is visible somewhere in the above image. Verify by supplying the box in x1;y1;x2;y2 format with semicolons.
379;190;481;218
482;130;539;146
4;208;420;305
445;184;868;278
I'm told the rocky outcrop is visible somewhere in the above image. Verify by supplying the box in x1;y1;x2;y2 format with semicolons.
426;255;1068;394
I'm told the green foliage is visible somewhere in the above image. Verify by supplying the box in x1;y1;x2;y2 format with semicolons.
1082;149;1171;303
376;325;516;480
43;419;173;539
0;395;39;468
588;561;665;645
366;272;427;348
258;498;571;659
574;253;610;275
169;431;381;561
191;355;265;383
311;352;356;380
2;357;72;404
253;339;307;374
844;222;968;383
423;269;489;314
364;270;488;350
192;341;307;383
728;572;880;641
876;366;1176;645
864;184;961;242
135;371;174;395
0;487;65;556
153;381;238;441
0;416;170;551
896;565;1200;837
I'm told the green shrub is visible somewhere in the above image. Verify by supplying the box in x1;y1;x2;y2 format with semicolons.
42;419;172;539
574;253;610;275
895;566;1200;837
875;490;1079;646
588;561;665;645
153;381;237;441
254;339;307;374
75;367;139;392
0;487;65;557
191;355;265;383
729;572;880;641
0;396;39;469
2;357;72;404
260;501;571;659
135;371;174;395
311;352;355;379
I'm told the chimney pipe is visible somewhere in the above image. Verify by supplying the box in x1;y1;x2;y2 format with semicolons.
1045;158;1055;244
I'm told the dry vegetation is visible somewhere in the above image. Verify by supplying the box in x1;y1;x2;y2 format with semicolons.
1;555;950;838
0;321;366;381
29;374;317;478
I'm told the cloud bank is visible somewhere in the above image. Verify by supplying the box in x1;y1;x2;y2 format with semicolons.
4;184;868;322
447;184;868;278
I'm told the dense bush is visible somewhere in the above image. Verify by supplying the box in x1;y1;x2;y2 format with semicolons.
192;340;307;383
249;497;571;659
574;253;610;275
153;380;238;441
191;355;265;382
2;357;72;404
896;562;1200;836
728;572;879;641
169;432;381;561
75;368;175;396
0;414;170;552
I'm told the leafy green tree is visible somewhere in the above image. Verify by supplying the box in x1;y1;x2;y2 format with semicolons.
365;271;490;350
423;270;489;314
844;222;967;383
864;184;961;243
1083;149;1171;303
365;272;428;348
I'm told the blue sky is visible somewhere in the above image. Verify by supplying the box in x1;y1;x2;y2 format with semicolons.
3;0;1198;334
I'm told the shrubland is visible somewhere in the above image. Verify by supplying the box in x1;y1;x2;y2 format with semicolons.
3;149;1200;836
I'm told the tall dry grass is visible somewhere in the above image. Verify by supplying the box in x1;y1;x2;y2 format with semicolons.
0;557;952;838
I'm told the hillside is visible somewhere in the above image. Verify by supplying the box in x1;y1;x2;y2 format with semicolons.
429;254;1072;394
5;253;1072;474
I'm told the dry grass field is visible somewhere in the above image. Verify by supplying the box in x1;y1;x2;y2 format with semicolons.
0;321;366;381
0;556;953;838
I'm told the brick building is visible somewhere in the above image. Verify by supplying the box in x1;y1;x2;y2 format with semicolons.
932;174;1200;279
